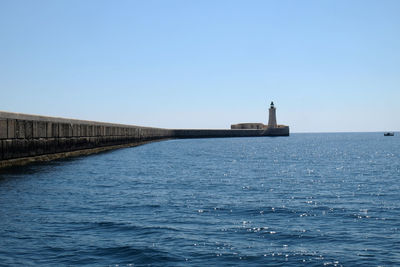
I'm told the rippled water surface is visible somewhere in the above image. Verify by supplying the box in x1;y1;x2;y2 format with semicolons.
1;133;400;266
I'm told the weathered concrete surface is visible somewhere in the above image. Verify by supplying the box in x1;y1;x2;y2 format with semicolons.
0;139;168;169
0;111;289;168
174;127;289;138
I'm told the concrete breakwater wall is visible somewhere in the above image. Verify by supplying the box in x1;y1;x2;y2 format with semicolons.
174;127;289;139
0;111;175;168
0;111;289;168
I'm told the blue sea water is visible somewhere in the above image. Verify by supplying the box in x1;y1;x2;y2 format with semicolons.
0;133;399;266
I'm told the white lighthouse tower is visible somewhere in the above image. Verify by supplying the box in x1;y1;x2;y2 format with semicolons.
268;101;277;128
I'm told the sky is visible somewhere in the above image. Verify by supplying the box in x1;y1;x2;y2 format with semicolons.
1;0;399;132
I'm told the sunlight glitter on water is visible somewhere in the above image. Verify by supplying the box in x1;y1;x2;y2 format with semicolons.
0;133;399;266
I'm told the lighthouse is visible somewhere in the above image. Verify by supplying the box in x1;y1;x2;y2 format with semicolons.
268;101;277;128
230;101;289;135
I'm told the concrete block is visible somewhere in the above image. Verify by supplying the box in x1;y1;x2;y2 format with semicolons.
64;137;73;151
67;137;75;150
77;124;82;137
141;129;147;139
80;125;87;137
60;123;72;138
108;136;114;145
40;122;47;138
78;124;83;137
51;123;59;138
33;122;38;138
101;136;110;146
84;137;91;148
91;125;95;136
12;139;29;158
25;121;33;139
87;125;92;137
56;137;74;152
89;137;97;147
138;129;142;139
45;138;57;154
70;137;78;150
42;138;52;155
0;119;7;139
2;140;13;160
97;136;104;146
72;124;80;137
7;119;15;139
112;136;118;144
59;124;66;138
55;138;66;153
75;137;90;150
67;124;73;137
29;139;39;156
36;138;48;156
46;122;53;138
15;120;25;139
33;121;47;138
69;137;78;150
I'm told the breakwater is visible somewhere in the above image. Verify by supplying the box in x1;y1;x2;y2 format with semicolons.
0;111;289;168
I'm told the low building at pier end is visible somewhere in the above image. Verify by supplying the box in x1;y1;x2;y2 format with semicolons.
230;102;289;135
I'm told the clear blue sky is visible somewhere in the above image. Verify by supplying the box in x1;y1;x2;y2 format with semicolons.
1;0;399;132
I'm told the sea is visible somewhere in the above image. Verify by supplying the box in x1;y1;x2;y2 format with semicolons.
0;133;399;266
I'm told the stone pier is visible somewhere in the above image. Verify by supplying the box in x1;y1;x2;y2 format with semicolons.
0;111;289;168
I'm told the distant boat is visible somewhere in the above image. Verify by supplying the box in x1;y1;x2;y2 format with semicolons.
384;132;394;136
